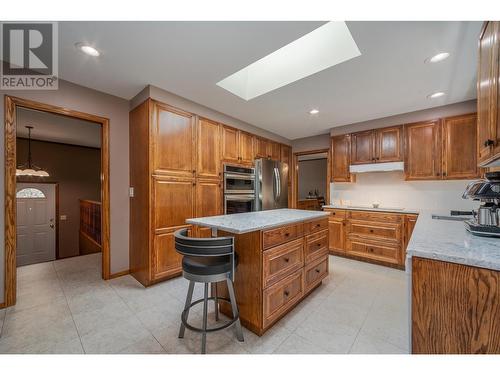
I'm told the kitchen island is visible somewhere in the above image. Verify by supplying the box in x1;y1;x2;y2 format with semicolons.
187;209;330;336
406;211;500;354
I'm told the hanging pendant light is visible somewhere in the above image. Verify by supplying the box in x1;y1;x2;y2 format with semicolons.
16;126;50;177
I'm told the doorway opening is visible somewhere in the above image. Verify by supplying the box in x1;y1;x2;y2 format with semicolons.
293;149;331;211
4;96;110;307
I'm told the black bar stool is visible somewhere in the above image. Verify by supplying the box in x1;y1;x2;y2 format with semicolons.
174;228;244;354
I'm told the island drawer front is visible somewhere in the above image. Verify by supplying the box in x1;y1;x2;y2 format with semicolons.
304;229;329;263
346;238;400;265
263;238;304;288
304;218;329;234
348;220;401;243
263;223;303;249
263;268;304;329
326;209;347;220
304;255;329;292
349;210;402;223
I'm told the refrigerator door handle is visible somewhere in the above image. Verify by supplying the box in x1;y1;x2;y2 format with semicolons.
276;168;281;201
273;167;279;203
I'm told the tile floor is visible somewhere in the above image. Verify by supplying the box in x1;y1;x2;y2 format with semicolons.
0;253;409;354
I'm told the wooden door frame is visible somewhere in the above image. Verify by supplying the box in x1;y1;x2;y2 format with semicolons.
4;95;110;308
292;148;331;209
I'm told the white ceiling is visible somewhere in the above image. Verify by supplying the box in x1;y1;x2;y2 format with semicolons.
57;21;482;140
17;107;101;148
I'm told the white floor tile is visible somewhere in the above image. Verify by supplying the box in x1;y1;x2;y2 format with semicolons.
273;333;327;354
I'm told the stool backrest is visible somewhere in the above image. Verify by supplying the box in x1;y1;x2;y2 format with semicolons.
174;228;234;257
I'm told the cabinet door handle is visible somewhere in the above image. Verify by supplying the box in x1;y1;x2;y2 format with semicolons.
284;290;290;297
369;229;374;233
315;269;321;273
284;232;290;237
283;257;290;263
485;139;494;147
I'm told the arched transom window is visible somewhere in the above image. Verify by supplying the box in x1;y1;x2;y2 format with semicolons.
16;188;46;199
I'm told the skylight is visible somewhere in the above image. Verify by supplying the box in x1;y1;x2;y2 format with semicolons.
216;22;361;101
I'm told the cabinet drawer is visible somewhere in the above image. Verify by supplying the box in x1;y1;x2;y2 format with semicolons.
349;210;402;223
305;229;329;263
304;256;329;292
348;220;401;243
326;209;347;220
346;238;400;265
263;223;302;249
263;238;304;288
304;218;328;234
263;268;304;329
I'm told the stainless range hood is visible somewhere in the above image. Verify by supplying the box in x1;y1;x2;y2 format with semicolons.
349;161;404;173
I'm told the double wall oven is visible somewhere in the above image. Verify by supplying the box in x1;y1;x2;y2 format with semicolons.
223;165;256;214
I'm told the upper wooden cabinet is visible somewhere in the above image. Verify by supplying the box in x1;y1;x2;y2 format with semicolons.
197;118;221;179
222;125;256;165
221;125;240;163
255;137;268;158
351;126;403;165
239;131;255;164
442;114;479;179
152;102;196;177
268;141;281;161
405;120;442;180
477;21;500;166
376;126;403;163
331;134;353;182
280;144;292;165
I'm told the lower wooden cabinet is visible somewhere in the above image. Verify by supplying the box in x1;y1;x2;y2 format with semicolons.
262;238;304;289
304;256;329;293
304;229;328;263
346;237;400;265
404;214;418;251
152;227;187;281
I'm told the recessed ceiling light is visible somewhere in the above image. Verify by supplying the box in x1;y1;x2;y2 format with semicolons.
217;22;361;101
309;109;319;115
427;92;445;99
425;52;450;63
75;43;100;57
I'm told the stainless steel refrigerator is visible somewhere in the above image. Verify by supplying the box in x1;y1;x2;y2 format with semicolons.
255;158;289;211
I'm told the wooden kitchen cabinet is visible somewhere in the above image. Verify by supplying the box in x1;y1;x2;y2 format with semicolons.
351;126;403;165
404;214;418;251
221;125;240;163
195;179;222;237
331;134;353;182
351;130;375;164
152;102;196;177
442;113;479;179
152;227;187;281
477;21;500;166
255;137;269;158
376;126;403;162
325;208;346;253
280;144;292;166
239;131;255;164
197;118;221;179
268;141;281;161
405;120;442;180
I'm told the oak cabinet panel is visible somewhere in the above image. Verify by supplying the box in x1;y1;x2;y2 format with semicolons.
152;228;185;280
328;220;345;253
346;238;400;265
255;137;269;158
153;176;195;230
477;21;500;165
404;214;418;251
153;103;195;177
268;141;281;161
304;229;329;263
197;118;221;179
304;256;329;293
280;144;292;166
376;126;403;162
351;130;375;164
331;134;352;182
195;179;222;219
221;125;239;163
405;120;441;180
262;238;304;289
442;114;479;179
239;131;255;164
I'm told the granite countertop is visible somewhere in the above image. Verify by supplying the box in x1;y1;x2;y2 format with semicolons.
322;204;420;214
406;210;500;271
186;208;329;234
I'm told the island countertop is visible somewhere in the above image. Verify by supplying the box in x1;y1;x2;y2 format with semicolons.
186;208;330;234
406;210;500;271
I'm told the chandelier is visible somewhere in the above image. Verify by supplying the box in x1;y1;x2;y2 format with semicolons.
16;126;50;177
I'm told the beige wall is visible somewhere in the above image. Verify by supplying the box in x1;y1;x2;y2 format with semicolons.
17;139;101;259
1;79;130;303
291;134;330;153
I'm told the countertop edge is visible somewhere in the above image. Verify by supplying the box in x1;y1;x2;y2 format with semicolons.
322;205;420;214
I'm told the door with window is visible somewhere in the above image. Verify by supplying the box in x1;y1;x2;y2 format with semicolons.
16;183;56;266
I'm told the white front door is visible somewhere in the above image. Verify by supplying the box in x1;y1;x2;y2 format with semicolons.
16;183;56;266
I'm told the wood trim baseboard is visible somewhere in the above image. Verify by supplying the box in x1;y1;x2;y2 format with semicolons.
3;95;111;308
109;269;130;279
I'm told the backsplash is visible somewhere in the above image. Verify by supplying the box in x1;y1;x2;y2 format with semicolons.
330;171;478;211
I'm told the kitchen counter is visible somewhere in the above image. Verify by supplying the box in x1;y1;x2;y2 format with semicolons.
187;208;329;234
406;210;500;271
323;204;420;215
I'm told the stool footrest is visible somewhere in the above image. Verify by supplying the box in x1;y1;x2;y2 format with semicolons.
181;296;240;334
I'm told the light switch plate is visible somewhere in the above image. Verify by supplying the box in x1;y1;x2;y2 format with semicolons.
129;187;134;198
60;215;67;221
